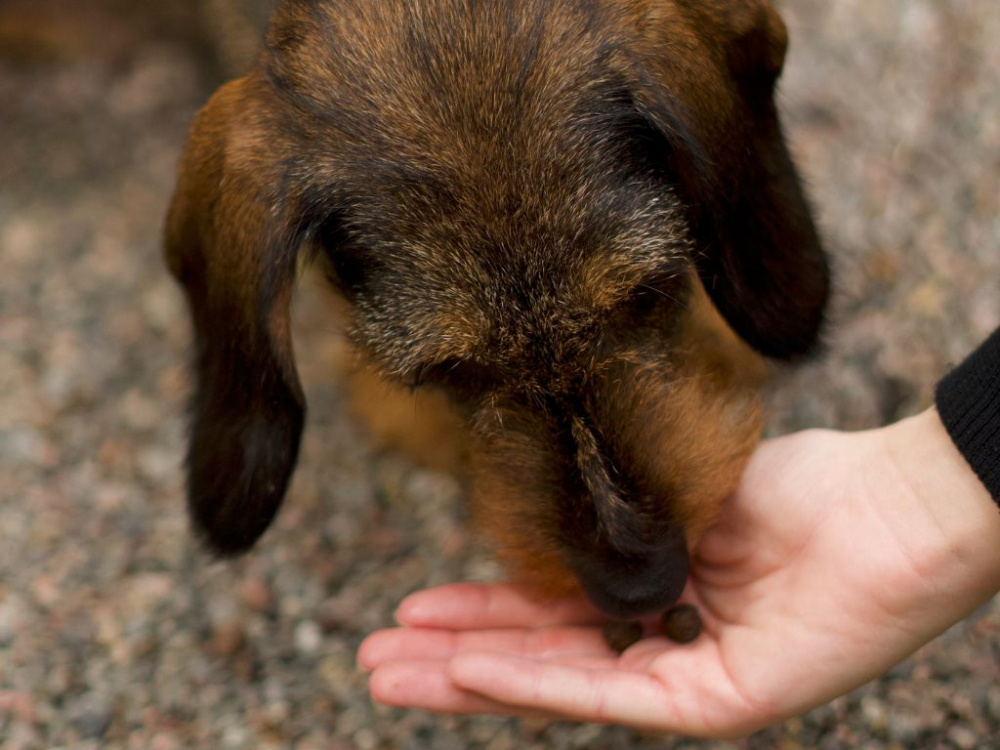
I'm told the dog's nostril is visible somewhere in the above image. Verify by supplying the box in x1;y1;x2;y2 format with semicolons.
569;530;689;620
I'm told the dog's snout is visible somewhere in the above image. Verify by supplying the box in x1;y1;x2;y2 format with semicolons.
564;410;692;619
569;529;689;620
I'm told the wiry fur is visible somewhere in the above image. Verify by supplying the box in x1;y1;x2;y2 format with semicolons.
165;0;829;619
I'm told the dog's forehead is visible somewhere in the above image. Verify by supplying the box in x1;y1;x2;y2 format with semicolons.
267;0;634;154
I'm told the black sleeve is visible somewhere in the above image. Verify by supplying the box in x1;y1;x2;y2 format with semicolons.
935;328;1000;504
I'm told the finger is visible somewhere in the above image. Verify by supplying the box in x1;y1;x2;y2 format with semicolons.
368;661;564;720
447;652;686;732
396;582;603;630
359;625;615;671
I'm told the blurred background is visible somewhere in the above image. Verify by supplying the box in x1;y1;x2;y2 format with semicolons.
0;0;997;748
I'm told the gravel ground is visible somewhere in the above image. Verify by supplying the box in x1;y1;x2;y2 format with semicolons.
1;1;998;748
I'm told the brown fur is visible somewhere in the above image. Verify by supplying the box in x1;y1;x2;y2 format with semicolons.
165;0;829;619
346;364;470;475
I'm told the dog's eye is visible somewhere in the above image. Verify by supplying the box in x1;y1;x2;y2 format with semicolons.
409;362;432;390
329;247;369;294
630;285;664;318
317;219;372;295
409;357;497;396
629;273;685;318
410;358;461;390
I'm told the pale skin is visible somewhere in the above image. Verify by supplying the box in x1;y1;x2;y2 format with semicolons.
359;408;1000;738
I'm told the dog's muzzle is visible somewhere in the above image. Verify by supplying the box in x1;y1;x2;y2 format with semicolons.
568;525;689;620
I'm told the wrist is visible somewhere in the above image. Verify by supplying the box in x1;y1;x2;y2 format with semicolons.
878;408;1000;618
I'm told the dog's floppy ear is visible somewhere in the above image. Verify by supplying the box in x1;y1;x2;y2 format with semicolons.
633;13;830;360
165;75;307;555
684;107;831;360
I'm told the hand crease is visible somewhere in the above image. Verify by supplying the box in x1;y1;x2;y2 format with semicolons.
874;431;952;604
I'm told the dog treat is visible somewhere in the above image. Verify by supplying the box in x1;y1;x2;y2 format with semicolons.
603;620;644;654
659;603;702;644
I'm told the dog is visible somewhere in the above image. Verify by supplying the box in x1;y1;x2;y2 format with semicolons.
165;0;829;622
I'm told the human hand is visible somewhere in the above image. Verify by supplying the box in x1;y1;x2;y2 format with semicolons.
359;409;1000;737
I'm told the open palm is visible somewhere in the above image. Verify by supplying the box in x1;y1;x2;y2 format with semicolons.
359;412;1000;737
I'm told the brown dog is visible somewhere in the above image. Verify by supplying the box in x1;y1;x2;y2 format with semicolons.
165;0;829;620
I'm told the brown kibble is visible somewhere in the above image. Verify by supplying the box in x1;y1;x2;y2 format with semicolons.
602;620;643;654
660;603;702;644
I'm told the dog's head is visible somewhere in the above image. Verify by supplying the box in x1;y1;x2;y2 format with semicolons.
166;0;828;619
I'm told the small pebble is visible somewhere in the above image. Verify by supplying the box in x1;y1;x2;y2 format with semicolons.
210;621;246;658
602;620;643;654
240;577;273;614
660;603;702;644
947;724;978;750
294;620;323;655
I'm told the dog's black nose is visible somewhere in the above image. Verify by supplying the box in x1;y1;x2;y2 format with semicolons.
569;529;689;620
